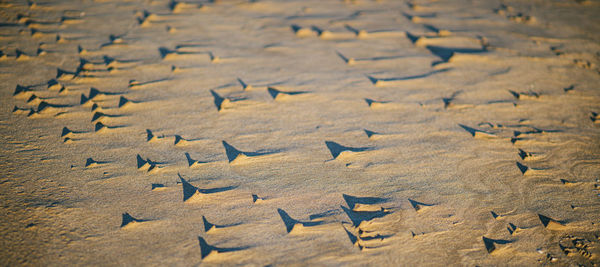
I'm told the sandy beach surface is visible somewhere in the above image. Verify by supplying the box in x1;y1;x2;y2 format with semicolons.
1;0;600;265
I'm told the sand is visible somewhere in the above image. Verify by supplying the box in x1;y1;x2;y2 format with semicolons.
1;0;600;265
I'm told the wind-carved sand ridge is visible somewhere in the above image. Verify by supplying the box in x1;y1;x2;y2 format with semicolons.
458;124;498;139
325;141;373;160
94;121;127;133
277;208;328;234
118;96;143;109
173;135;203;146
184;152;207;168
178;173;236;203
267;87;309;101
407;198;435;212
120;213;150;229
84;158;110;168
251;194;265;204
1;0;599;265
222;141;278;164
136;154;165;173
339;193;396;249
210;90;245;111
366;68;451;87
336;51;409;66
197;236;249;260
202;215;241;233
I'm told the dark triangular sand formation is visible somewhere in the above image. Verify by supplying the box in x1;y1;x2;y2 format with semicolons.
267;87;308;100
507;223;520;235
136;155;161;172
408;199;434;212
47;79;64;91
91;111;123;122
184;152;205;167
179;174;199;202
35;101;72;114
517;149;532;160
94;121;126;133
178;173;236;202
277;208;299;233
198;236;247;259
277;208;325;234
12;106;30;114
325;141;371;159
223;141;244;163
343;226;363;250
482;236;511;253
364;98;389;108
202;216;216;232
13;105;34;115
404;31;421;43
15;49;30;60
202;216;240;232
174;135;186;146
426;45;486;63
61;127;73;137
251;194;265;203
26;94;42;105
151;183;165;190
290;24;313;37
13;85;33;97
210;90;230;111
367;69;451;86
364;129;379;138
159;47;175;59
118;96;132;108
516;162;529;175
158;47;204;60
538;214;566;230
491;211;503;220
56;68;78;80
136;154;149;169
88;87;124;99
120;212;147;228
174;135;203;146
80;94;93;106
85;158;108;167
222;141;275;163
85;158;97;167
146;129;156;142
458;124;496;138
